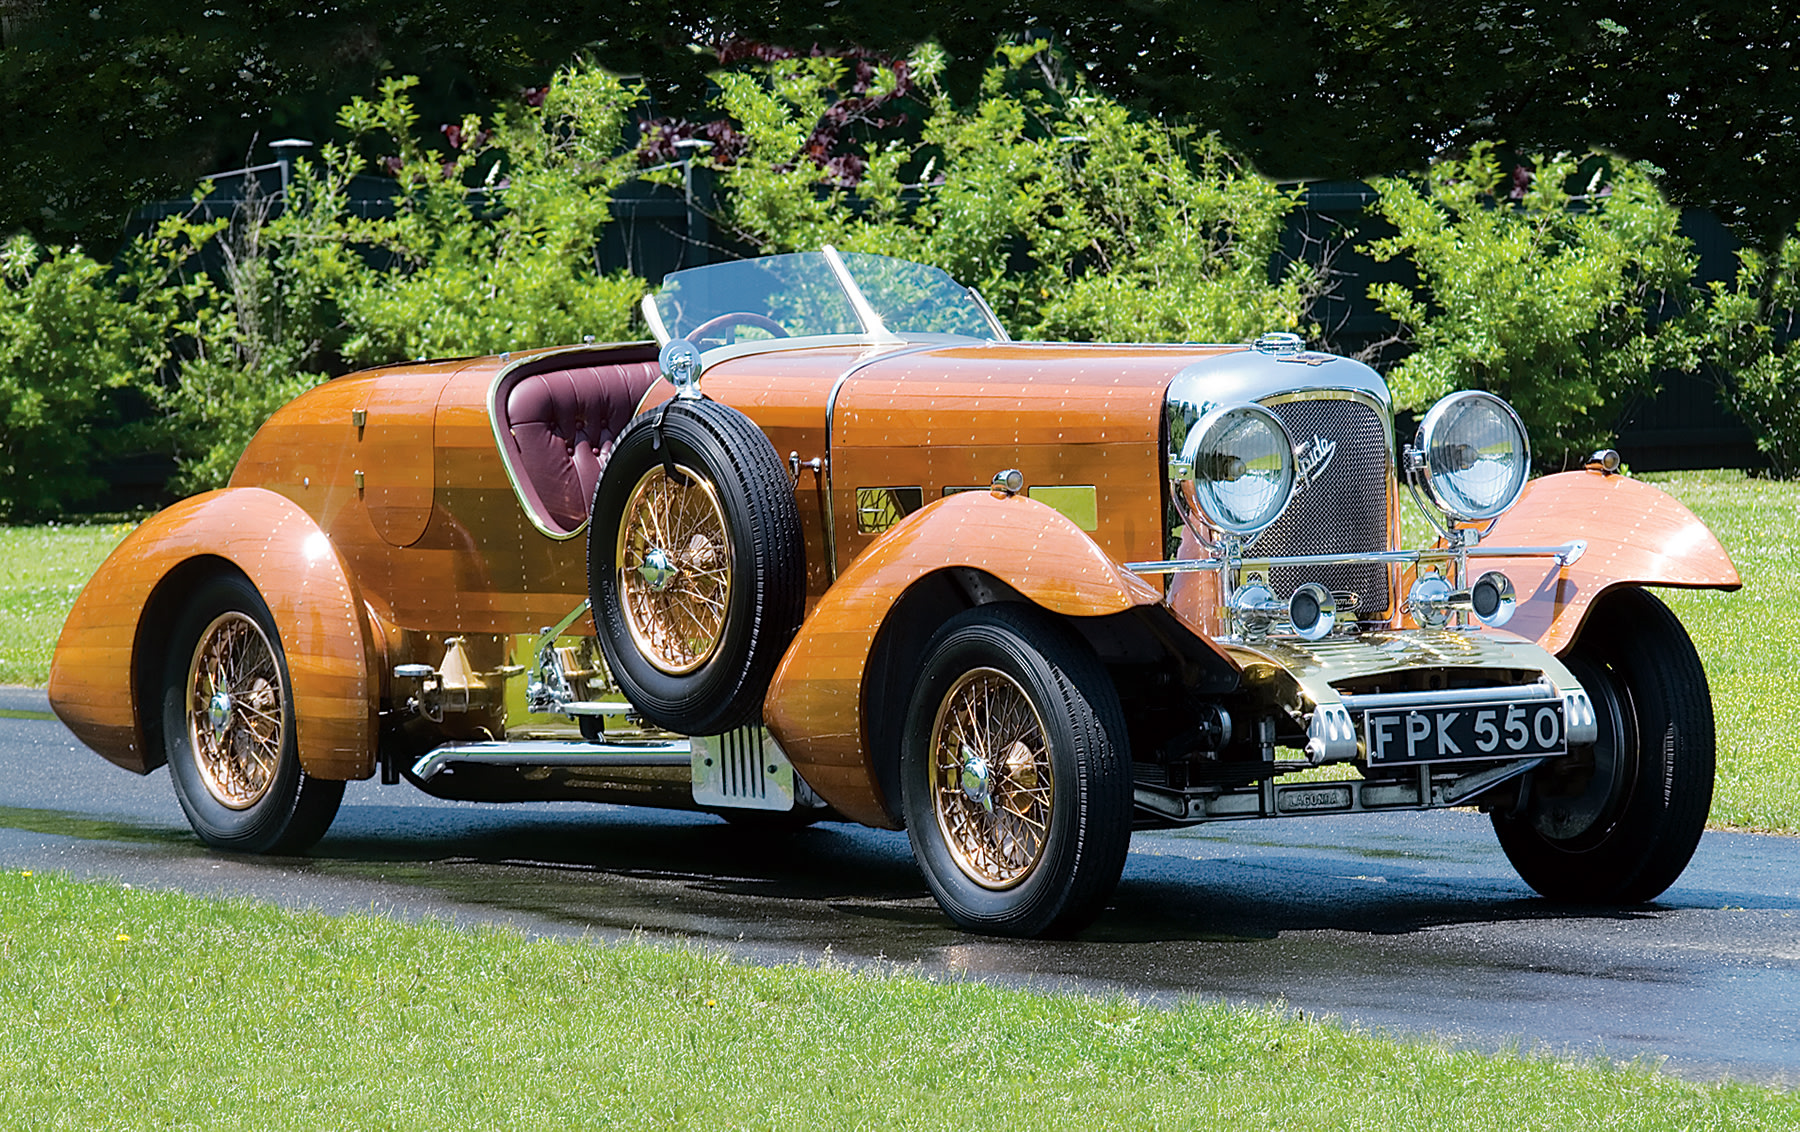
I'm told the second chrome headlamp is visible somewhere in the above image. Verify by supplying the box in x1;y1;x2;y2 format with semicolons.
1414;391;1530;521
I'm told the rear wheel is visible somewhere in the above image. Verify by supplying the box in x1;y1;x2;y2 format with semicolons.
1491;588;1714;903
900;605;1132;937
161;573;343;853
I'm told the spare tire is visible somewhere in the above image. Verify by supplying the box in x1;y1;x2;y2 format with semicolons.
588;398;805;736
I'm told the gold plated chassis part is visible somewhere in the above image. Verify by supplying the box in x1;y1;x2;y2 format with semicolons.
185;611;284;810
929;667;1055;889
616;463;734;675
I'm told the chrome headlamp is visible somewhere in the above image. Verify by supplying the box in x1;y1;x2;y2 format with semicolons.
1414;391;1530;521
1172;403;1296;539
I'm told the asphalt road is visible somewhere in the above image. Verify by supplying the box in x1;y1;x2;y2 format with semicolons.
5;686;1798;1087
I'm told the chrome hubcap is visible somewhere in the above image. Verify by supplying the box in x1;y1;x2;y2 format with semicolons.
207;689;233;739
636;547;678;592
616;463;734;676
959;745;993;813
928;667;1055;890
185;611;284;811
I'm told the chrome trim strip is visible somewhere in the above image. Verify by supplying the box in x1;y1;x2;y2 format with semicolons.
562;701;636;717
1338;683;1557;713
641;294;672;345
1125;541;1587;575
412;738;692;780
820;340;973;580
966;286;1012;342
484;344;661;542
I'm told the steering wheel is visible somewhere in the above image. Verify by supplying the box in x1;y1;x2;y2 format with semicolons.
687;312;790;345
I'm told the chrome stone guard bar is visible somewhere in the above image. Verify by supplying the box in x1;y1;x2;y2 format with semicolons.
1123;539;1588;577
1125;539;1587;641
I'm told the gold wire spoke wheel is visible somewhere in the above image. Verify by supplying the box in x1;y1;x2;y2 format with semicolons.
928;667;1056;890
615;463;735;675
184;611;285;811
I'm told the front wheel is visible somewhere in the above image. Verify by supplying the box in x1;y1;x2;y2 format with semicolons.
1491;588;1714;903
161;573;344;854
900;605;1132;937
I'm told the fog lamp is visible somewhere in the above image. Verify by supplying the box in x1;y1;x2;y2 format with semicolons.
1407;571;1454;628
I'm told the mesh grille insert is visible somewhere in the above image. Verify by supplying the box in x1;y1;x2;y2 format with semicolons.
1247;397;1392;614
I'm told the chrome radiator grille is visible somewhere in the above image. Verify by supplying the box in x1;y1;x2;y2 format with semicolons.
1248;396;1392;614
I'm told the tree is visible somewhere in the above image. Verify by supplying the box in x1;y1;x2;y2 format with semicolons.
1362;146;1700;465
5;2;1794;258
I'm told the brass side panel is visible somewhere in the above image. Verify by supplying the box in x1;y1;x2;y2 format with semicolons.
855;487;923;533
1027;485;1098;531
762;490;1181;828
1475;470;1741;655
49;488;379;779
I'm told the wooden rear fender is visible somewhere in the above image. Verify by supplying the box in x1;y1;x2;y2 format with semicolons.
762;491;1236;828
1464;471;1741;655
48;488;380;780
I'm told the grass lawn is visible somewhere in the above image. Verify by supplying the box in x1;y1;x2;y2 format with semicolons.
1645;472;1800;832
0;869;1792;1130
0;522;132;688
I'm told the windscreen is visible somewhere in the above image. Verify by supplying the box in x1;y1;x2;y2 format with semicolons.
839;253;1002;338
651;250;1004;344
652;254;860;344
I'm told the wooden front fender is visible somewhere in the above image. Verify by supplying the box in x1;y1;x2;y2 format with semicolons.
763;491;1176;828
1473;471;1741;655
49;488;380;780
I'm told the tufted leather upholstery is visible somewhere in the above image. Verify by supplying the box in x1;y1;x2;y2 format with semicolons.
501;359;661;535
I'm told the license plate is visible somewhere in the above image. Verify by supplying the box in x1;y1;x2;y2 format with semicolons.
1363;700;1567;765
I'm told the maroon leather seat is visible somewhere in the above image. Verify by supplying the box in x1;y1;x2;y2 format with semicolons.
500;358;661;535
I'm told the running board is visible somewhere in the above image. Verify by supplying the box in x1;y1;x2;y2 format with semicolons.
411;738;691;781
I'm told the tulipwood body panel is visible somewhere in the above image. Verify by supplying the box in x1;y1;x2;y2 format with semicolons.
50;488;378;778
1473;470;1741;655
761;491;1176;827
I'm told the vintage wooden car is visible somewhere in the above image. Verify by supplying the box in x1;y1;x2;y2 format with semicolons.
50;249;1740;936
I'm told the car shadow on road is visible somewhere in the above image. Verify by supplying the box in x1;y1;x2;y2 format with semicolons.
15;794;1792;958
274;802;1800;951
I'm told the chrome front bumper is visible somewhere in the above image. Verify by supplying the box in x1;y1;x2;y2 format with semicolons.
1226;628;1599;765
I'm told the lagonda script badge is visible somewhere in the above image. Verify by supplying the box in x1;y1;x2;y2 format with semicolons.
1294;434;1338;489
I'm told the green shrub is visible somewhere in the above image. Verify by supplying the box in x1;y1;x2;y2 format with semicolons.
11;48;1800;509
331;70;644;368
0;236;176;519
141;179;341;494
141;65;649;493
1364;146;1700;467
1701;221;1800;477
705;42;1320;344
